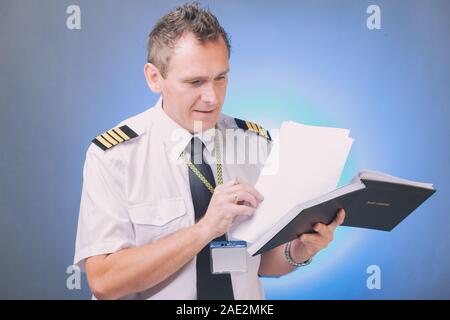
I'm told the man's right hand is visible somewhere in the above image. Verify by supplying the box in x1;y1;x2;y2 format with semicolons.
197;180;264;240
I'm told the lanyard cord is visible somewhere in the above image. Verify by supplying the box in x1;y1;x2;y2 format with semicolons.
179;131;223;194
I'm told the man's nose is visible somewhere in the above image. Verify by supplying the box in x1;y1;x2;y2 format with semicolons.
201;83;219;106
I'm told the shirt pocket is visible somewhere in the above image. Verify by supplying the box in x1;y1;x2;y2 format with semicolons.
128;198;190;246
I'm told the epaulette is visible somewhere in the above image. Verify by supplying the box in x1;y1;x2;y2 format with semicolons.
92;125;139;151
234;118;272;141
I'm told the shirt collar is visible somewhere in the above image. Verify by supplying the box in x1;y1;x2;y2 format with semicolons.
153;97;217;162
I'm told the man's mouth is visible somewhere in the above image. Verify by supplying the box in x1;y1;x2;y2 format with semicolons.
193;109;215;114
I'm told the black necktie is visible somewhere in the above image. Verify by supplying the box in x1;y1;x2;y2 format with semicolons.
188;137;234;300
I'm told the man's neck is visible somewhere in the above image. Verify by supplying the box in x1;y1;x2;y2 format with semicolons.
161;100;216;135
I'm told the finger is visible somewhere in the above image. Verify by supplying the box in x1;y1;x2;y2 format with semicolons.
336;209;346;224
328;209;346;232
229;204;255;217
313;223;327;234
217;180;236;190
230;183;264;201
230;190;258;208
313;223;334;242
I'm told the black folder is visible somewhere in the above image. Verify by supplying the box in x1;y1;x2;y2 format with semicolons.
252;171;436;256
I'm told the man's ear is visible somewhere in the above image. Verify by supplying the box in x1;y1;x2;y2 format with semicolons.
144;63;163;93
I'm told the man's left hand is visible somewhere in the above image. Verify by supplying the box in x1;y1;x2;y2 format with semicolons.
290;209;346;263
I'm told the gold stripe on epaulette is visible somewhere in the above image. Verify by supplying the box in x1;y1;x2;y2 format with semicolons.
246;121;257;133
101;133;118;145
108;129;124;142
95;135;113;149
245;121;253;131
253;123;263;137
255;124;268;139
114;127;130;140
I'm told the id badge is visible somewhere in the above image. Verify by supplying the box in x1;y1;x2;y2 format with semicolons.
210;241;247;274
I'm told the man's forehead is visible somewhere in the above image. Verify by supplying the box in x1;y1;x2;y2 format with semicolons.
167;33;229;78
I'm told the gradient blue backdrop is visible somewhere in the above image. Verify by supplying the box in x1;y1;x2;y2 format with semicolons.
0;0;449;299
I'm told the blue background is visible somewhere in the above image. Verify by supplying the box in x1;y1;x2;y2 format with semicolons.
0;0;449;299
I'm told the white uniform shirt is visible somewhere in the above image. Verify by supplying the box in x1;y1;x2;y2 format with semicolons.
74;97;271;299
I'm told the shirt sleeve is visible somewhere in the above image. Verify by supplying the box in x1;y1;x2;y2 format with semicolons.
73;145;135;271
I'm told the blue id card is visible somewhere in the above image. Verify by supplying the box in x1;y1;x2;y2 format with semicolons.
210;241;247;274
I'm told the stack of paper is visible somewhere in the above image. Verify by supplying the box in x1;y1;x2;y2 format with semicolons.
229;121;353;253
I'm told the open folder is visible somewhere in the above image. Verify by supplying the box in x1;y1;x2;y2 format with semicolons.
249;170;434;256
229;122;436;256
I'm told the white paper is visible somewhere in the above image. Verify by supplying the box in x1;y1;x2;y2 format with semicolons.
229;121;354;252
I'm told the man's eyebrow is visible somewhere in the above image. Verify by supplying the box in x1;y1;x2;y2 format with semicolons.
181;68;230;82
216;68;230;77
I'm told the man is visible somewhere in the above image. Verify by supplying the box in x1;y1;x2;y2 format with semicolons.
74;3;345;300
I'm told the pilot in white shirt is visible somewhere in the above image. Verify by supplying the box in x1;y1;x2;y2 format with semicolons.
74;97;271;299
73;3;344;300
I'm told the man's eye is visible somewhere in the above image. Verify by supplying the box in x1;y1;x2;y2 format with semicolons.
188;80;203;86
216;76;226;81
